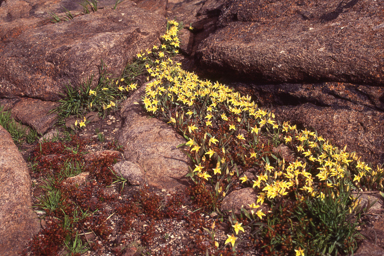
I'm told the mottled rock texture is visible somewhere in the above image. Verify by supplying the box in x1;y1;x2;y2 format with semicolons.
10;98;59;134
196;0;384;85
242;81;384;165
118;83;191;190
0;125;40;256
359;218;384;254
113;160;146;186
167;0;384;166
220;187;259;214
0;0;166;101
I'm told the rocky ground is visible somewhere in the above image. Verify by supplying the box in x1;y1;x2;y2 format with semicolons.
9;104;384;256
1;0;384;255
17;107;261;256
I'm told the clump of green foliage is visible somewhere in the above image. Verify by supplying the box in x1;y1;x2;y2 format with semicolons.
53;60;143;122
0;105;38;144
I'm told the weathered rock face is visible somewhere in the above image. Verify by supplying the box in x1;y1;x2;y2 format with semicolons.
118;83;191;191
113;160;146;186
236;81;384;165
10;98;59;134
273;104;384;166
359;218;384;255
166;0;384;165
167;0;224;60
220;187;271;215
133;0;167;16
0;0;166;101
196;0;384;86
0;125;40;256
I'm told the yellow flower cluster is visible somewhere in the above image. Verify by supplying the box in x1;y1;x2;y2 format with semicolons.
137;20;383;249
74;117;87;128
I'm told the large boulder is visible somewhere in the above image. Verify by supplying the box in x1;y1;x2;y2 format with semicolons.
196;0;384;85
118;83;191;191
172;0;384;165
0;125;40;256
0;0;167;101
239;81;384;165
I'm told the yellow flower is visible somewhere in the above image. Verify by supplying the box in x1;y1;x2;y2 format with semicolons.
204;113;212;120
297;145;304;152
232;222;245;235
248;203;260;209
79;117;86;128
253;179;261;188
267;118;275;125
206;120;212;127
240;175;248;183
120;78;125;82
353;174;362;183
213;165;221;175
193;164;204;173
225;234;237;247
186;138;195;147
102;87;108;91
237;134;245;140
186;111;194;116
188;124;198;133
257;195;265;205
317;192;325;200
110;101;116;107
256;210;266;219
303;150;312;157
300;186;313;193
251;126;260;134
229;124;236;130
221;113;228;121
191;145;201;152
265;163;274;172
250;152;257;158
295;247;305;256
118;86;124;91
209;136;219;146
201;172;211;180
284;136;292;143
89;89;96;96
168;117;176;124
205;149;215;158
